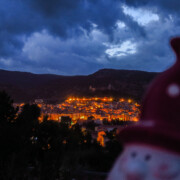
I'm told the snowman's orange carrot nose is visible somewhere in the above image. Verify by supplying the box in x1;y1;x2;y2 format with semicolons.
171;37;180;59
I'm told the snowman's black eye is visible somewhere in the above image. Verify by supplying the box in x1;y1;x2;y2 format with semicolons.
145;154;151;161
131;152;137;158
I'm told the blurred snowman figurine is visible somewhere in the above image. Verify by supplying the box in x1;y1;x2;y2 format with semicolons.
107;37;180;180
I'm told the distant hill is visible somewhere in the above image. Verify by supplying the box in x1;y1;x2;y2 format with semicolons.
0;69;158;103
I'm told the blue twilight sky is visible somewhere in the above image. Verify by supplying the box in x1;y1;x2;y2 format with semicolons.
0;0;180;75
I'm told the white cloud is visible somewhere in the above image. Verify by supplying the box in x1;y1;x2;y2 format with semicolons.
22;27;109;63
0;58;13;66
122;5;159;26
104;40;137;58
116;20;126;29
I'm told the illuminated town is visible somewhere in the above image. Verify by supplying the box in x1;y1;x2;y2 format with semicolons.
15;97;140;123
14;97;140;147
35;97;140;123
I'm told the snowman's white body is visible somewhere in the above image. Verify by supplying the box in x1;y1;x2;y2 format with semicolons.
107;144;180;180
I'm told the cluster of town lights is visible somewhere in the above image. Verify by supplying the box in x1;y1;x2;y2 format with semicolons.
67;97;133;103
14;96;139;124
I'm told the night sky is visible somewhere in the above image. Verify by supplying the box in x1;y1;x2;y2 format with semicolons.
0;0;180;75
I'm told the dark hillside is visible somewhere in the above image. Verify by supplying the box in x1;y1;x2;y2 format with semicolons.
0;69;158;103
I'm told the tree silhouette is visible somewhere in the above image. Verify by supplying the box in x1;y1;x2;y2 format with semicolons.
0;91;18;124
17;103;40;126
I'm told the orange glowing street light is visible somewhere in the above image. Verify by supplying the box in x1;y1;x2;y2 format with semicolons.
128;99;132;103
133;117;139;122
120;98;124;102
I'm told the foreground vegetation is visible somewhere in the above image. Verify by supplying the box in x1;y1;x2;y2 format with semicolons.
0;91;123;180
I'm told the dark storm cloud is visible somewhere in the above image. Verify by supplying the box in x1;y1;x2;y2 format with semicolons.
0;0;180;74
0;0;122;57
0;0;43;57
29;0;143;38
30;0;81;16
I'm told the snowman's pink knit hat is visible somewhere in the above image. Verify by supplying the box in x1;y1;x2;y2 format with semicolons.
119;37;180;153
